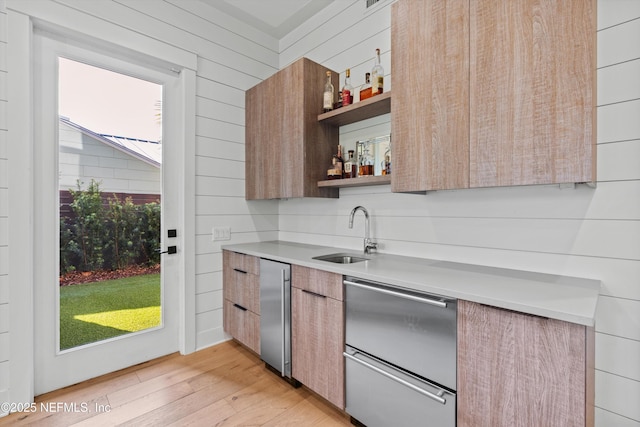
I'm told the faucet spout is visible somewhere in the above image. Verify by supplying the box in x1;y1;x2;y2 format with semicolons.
349;206;377;254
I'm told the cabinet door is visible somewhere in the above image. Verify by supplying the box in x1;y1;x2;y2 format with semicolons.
292;288;344;409
291;266;344;409
246;71;283;200
469;0;596;187
245;58;338;200
457;300;594;427
391;0;470;192
223;300;260;354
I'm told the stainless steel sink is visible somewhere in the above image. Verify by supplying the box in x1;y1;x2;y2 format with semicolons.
312;253;369;264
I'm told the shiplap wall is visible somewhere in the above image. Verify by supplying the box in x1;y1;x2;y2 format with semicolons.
0;0;280;410
36;0;282;350
0;0;8;410
278;1;640;426
0;0;9;415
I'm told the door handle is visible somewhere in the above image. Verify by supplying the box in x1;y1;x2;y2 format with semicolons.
157;246;177;254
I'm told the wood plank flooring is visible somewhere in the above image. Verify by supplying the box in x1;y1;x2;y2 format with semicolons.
0;341;352;426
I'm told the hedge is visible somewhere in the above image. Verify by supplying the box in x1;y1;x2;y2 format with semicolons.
60;180;161;273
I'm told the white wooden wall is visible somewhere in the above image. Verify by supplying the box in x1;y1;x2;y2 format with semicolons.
0;0;9;410
58;122;161;195
278;1;640;426
0;0;280;411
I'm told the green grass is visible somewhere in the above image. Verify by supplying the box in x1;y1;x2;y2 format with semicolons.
60;273;161;350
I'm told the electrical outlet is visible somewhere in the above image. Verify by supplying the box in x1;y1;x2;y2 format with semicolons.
212;226;231;241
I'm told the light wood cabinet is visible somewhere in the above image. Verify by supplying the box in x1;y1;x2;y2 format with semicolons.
469;0;596;187
457;300;594;427
222;250;261;353
245;57;339;200
391;0;595;192
291;265;345;409
391;0;470;192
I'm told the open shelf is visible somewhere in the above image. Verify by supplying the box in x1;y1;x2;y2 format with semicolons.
318;92;391;126
317;175;391;188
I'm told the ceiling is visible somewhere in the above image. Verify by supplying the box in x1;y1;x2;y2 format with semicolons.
199;0;335;39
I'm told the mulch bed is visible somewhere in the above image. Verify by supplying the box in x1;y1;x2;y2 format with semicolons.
59;264;161;286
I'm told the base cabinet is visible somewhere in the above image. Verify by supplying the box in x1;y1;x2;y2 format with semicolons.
291;266;345;409
457;300;594;427
222;250;260;354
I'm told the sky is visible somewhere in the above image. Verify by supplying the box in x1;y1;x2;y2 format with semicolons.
58;58;163;142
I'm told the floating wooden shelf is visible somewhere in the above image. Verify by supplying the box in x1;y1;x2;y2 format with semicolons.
317;175;391;188
318;92;391;126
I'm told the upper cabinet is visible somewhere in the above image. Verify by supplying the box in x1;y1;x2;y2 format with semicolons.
391;0;596;192
245;58;339;200
391;0;470;192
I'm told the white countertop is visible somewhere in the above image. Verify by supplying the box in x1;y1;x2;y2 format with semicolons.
222;241;600;326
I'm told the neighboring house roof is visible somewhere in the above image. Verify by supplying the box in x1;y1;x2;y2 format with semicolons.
59;116;161;167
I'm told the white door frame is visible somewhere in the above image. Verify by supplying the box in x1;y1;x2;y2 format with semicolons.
7;6;197;404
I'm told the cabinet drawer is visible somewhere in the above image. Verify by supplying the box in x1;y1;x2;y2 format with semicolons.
223;250;259;275
292;265;343;301
223;264;259;314
223;299;260;354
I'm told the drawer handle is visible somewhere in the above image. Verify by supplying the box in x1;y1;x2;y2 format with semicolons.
233;303;248;311
344;351;447;405
344;279;448;308
302;289;326;298
233;268;247;274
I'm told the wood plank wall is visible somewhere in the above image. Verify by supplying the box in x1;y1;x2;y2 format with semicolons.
0;0;9;410
277;1;640;426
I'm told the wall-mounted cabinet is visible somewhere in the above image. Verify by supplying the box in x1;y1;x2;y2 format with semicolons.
391;0;596;192
245;58;339;200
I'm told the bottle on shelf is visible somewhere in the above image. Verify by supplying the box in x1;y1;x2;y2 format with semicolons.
342;68;354;106
323;71;334;113
327;144;344;179
371;48;384;96
359;72;372;102
344;149;357;178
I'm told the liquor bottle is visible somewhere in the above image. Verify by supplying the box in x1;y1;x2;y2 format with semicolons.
334;145;344;178
323;71;334;113
371;48;384;96
359;72;372;102
344;150;357;178
342;68;354;106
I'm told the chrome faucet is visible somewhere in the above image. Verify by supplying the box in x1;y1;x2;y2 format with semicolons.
349;206;377;254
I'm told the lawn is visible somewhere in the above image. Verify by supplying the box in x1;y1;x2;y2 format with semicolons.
60;273;161;350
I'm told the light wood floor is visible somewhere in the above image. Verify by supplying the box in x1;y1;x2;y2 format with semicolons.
0;340;352;426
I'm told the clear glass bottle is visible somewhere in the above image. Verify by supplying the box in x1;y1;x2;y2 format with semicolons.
359;72;372;102
344;150;357;178
342;68;354;106
323;71;334;113
371;48;384;96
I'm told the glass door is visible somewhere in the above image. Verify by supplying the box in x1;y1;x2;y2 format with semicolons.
33;31;181;395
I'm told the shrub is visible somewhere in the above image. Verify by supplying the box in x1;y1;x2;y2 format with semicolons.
60;179;161;274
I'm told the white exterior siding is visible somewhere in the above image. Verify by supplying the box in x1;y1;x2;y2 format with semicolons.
58;122;160;195
0;0;638;425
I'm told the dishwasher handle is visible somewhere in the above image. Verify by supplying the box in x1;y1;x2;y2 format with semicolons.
344;351;447;405
344;279;448;308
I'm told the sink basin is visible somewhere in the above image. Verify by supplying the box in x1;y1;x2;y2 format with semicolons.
312;253;369;264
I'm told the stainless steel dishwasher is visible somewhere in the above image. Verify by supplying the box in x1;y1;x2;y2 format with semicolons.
344;277;457;427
